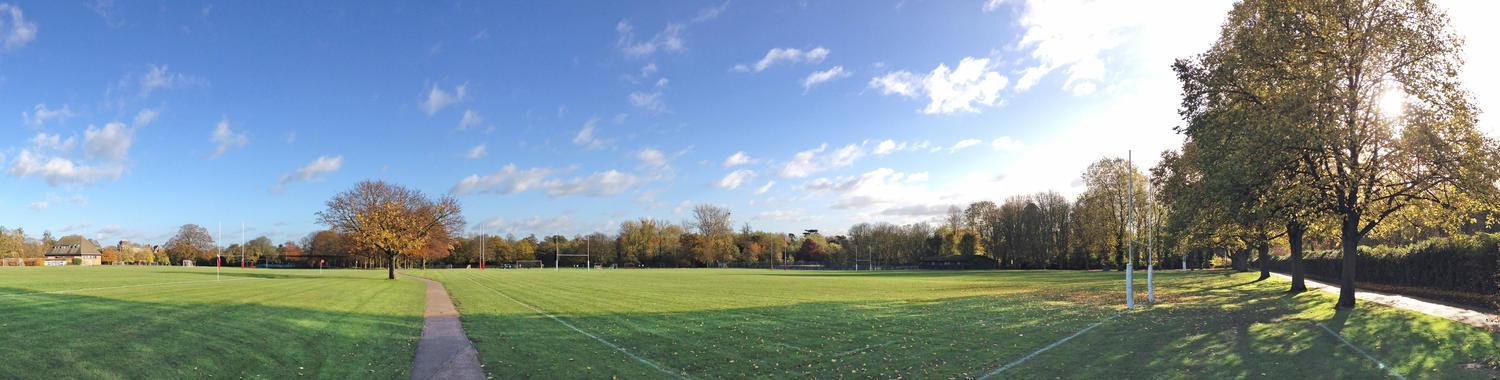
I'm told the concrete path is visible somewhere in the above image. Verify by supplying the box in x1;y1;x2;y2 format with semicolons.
1271;273;1499;331
410;277;486;380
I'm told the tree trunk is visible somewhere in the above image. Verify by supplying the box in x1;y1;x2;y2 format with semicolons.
1232;247;1249;272
1337;214;1360;308
1288;220;1308;293
387;251;397;280
1256;241;1271;281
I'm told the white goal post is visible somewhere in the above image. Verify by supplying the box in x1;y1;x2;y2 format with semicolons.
554;253;591;271
182;260;195;267
515;260;544;269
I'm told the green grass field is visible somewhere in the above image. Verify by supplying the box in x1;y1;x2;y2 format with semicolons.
420;268;1500;379
0;266;424;379
2;266;1496;379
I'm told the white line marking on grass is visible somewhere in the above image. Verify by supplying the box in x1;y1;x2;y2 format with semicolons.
977;312;1124;380
463;276;692;380
0;278;258;299
832;339;900;358
1313;322;1407;380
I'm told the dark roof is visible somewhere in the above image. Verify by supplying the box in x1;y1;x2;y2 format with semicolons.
46;236;102;257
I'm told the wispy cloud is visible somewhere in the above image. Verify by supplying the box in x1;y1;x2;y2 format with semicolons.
802;66;850;92
0;3;37;51
734;47;830;72
275;155;342;190
419;82;467;116
209;117;248;159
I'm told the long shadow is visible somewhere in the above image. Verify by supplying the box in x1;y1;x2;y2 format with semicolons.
147;269;388;280
0;285;423;379
440;271;1500;379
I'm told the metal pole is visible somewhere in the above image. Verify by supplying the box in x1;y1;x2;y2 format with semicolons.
554;237;559;272
1126;151;1135;310
1148;206;1156;303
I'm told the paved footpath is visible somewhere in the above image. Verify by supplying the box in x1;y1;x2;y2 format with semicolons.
1272;273;1499;331
409;277;486;380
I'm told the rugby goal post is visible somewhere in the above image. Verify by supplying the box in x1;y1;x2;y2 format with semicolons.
555;253;591;271
515;260;544;269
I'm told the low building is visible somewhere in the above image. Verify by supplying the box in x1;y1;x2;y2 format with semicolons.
45;236;103;266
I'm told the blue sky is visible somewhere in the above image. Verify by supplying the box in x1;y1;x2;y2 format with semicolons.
2;0;1497;245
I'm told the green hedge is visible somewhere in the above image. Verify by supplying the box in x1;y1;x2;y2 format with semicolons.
1266;233;1499;310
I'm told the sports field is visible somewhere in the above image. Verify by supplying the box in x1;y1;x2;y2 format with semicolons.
0;266;424;378
2;267;1497;378
421;269;1500;379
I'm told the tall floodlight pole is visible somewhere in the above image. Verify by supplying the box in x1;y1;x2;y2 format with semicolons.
1126;151;1135;310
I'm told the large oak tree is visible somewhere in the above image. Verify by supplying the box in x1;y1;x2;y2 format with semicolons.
316;180;465;279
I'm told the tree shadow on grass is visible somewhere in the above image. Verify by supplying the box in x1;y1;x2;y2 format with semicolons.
444;271;1500;379
0;286;422;379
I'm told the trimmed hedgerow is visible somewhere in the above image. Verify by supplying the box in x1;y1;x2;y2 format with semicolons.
1268;233;1499;310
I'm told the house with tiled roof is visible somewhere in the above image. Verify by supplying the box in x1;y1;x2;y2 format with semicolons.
45;236;103;266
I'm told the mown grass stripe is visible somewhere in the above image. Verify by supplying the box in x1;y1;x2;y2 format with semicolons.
978;312;1124;379
460;274;692;380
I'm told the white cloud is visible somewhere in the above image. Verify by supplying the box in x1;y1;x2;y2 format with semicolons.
949;138;982;152
29;132;75;151
278;155;342;186
628;90;665;112
982;0;1005;12
869;57;1009;114
83;122;133;161
734;47;830;72
0;3;37;51
458;109;483;130
419;82;468;116
573;117;610;150
543;170;640;197
722;151;755;167
991;136;1024;151
138;64;206;97
802;66;850;91
132;108;159;127
209;117;248;159
451;164;553;195
873;139;905;155
6;149;126;186
756;181;775;194
636;148;667;167
27;201;47;210
616;20;684;58
869;71;921;98
778;143;865;178
1000;0;1234;96
21;104;75;127
466;144;487;160
716;169;756;189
